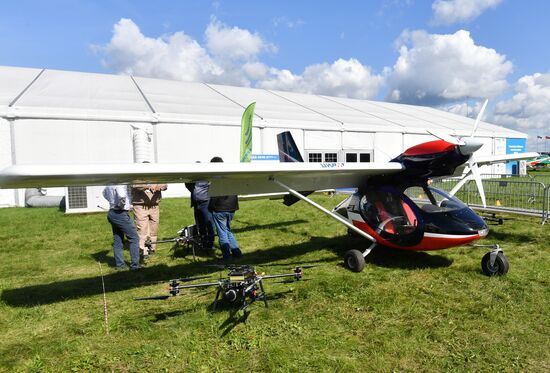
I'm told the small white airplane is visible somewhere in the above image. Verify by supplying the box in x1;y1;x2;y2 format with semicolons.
0;102;537;276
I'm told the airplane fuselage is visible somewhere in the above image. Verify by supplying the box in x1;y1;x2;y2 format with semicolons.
334;185;488;251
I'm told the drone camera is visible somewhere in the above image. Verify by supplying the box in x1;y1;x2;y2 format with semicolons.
224;289;238;302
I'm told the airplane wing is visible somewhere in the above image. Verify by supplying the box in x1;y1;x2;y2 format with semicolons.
0;162;404;196
475;152;539;166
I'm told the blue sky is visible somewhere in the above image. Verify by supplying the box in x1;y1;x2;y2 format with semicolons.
1;0;549;150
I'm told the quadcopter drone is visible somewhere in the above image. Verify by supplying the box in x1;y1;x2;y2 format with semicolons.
144;224;202;260
136;264;312;312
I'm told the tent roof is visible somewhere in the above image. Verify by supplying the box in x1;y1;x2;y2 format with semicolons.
0;65;527;138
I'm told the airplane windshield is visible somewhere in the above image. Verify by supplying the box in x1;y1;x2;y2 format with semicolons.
404;186;467;213
403;185;486;235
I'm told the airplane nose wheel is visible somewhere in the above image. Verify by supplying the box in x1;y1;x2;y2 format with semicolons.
479;244;509;276
344;250;365;272
343;243;376;272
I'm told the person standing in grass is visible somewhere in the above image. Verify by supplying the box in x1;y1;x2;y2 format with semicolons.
208;156;242;261
132;181;167;261
185;174;215;253
102;185;141;271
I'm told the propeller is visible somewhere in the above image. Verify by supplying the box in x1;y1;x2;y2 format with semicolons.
471;99;488;137
449;99;488;207
427;129;465;146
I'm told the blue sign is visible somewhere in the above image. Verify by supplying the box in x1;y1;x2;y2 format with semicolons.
251;154;279;161
506;138;526;174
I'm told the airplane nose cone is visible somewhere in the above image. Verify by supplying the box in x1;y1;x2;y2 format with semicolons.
458;138;484;156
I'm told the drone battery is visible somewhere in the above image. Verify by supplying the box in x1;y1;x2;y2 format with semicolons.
229;275;245;282
228;265;255;282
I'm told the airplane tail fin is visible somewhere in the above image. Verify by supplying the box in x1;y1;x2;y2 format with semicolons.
277;131;311;206
277;131;304;163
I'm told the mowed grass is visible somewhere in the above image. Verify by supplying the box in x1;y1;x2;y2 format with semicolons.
0;196;549;372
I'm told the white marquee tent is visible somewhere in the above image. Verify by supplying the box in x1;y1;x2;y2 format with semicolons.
0;65;528;211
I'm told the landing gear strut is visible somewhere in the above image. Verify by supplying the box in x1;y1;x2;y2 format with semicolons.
478;244;509;276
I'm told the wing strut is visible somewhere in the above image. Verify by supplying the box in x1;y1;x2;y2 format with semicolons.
270;178;376;243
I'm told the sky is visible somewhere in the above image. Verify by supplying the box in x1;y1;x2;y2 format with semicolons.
1;0;549;151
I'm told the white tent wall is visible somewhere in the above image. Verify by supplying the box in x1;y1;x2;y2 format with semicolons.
155;122;241;199
374;133;404;162
342;132;375;150
305;131;341;151
0;118;15;207
12;119;134;165
156;123;240;163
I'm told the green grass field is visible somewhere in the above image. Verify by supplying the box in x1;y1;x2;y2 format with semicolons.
0;196;549;372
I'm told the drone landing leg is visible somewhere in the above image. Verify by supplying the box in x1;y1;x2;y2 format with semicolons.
186;242;196;262
259;280;268;308
213;288;222;311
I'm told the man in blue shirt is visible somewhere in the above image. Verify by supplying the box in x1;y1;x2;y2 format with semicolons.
102;185;141;270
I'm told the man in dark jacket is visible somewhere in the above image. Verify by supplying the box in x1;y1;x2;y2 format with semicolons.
208;156;242;260
185;177;215;251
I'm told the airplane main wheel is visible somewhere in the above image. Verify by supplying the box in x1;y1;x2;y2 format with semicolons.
344;249;365;272
481;252;509;276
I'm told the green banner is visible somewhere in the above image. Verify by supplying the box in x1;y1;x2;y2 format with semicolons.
240;102;255;162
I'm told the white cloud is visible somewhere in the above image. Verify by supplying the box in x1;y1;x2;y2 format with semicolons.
431;0;502;25
205;17;276;61
493;72;550;132
438;99;487;120
95;18;384;99
272;16;305;29
257;58;385;100
387;29;512;105
96;18;223;82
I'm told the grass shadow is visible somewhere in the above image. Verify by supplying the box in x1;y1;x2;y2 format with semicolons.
232;219;308;234
152;310;192;322
90;249;115;267
363;246;453;270
219;309;251;337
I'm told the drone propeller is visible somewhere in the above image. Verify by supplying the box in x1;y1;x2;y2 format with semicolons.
134;295;172;301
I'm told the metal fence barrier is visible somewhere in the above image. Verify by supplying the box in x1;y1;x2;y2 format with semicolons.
432;174;550;224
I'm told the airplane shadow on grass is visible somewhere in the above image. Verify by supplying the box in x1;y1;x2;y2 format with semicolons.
2;234;451;307
231;218;308;234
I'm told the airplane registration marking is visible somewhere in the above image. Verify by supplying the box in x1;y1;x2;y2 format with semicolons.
320;162;345;168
